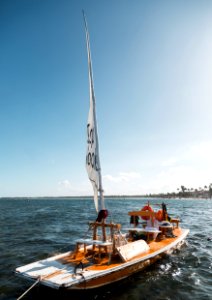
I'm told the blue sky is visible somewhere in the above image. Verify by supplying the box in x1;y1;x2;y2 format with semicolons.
0;0;212;197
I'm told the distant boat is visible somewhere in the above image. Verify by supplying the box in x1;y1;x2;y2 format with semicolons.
15;13;189;294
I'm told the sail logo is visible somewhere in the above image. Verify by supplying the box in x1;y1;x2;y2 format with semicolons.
86;123;99;171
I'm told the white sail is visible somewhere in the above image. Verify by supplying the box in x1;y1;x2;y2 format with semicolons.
83;12;104;212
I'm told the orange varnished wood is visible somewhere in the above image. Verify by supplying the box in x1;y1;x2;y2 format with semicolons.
57;227;184;290
86;228;182;271
128;211;156;217
71;254;161;289
60;228;182;266
42;269;65;280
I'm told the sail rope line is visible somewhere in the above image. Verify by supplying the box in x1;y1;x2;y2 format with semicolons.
16;231;90;300
20;239;89;297
17;266;68;300
17;278;40;300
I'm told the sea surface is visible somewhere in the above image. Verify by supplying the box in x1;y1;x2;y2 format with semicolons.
1;197;212;300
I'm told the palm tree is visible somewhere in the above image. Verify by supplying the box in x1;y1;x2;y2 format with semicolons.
203;185;208;198
209;184;212;199
181;185;187;197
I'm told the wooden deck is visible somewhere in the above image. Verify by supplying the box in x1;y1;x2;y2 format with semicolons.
59;227;182;271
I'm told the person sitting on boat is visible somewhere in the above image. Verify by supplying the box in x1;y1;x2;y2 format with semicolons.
158;203;175;237
161;202;171;221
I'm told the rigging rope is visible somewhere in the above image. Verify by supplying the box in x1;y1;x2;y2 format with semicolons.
17;278;40;300
16;266;67;300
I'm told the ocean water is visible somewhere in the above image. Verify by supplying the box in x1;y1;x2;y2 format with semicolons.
0;197;212;300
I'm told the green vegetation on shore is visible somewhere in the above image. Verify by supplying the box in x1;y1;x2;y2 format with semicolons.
145;183;212;199
0;184;211;200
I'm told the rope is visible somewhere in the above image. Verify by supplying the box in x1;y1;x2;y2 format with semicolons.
17;278;40;300
83;223;93;239
17;266;67;300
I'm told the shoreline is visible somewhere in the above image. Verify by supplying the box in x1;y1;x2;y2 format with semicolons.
0;195;211;200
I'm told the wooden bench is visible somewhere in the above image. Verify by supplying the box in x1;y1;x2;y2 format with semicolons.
75;238;113;261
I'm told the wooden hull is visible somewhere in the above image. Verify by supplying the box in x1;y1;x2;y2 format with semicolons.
16;228;189;291
68;253;162;290
67;228;188;290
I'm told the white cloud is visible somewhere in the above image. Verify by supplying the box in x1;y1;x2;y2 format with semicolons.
103;172;143;195
185;141;212;163
57;179;94;196
58;179;72;190
161;157;178;167
101;141;212;195
152;141;212;193
55;141;212;196
104;172;141;183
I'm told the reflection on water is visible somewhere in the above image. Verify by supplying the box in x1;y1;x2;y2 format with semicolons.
1;197;212;300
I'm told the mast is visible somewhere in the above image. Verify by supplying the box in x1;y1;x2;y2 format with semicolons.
83;11;105;212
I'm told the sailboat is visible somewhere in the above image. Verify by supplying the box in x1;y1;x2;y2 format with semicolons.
15;13;189;293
